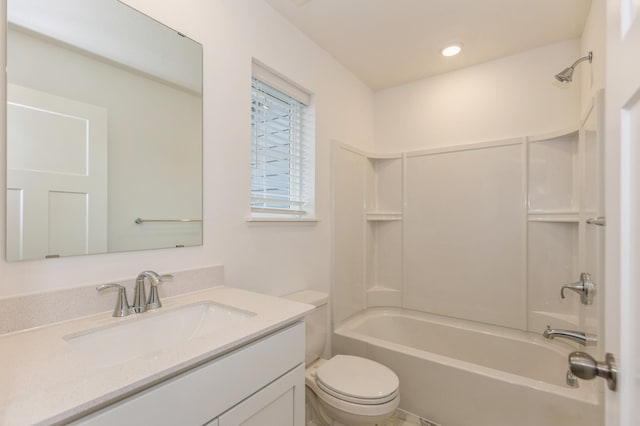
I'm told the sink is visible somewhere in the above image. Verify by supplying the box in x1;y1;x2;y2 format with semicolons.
64;302;256;367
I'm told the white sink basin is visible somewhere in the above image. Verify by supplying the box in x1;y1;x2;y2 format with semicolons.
64;302;255;367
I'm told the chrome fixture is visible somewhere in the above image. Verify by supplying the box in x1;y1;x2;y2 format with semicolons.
132;271;173;313
561;272;595;305
97;283;131;317
147;272;173;310
543;326;597;346
566;370;579;388
586;216;606;226
568;351;617;391
555;51;593;83
135;217;202;224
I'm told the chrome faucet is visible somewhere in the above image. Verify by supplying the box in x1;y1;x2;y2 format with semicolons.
543;326;597;346
132;271;173;313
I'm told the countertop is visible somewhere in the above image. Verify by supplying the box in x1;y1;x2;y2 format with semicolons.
0;286;313;425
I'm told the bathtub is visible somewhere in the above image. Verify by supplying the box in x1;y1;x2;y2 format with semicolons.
332;308;602;426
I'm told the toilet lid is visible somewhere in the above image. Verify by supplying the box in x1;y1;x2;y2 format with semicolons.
316;355;399;404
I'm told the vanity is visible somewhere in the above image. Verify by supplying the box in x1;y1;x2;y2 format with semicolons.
2;1;312;422
0;287;312;425
2;0;312;423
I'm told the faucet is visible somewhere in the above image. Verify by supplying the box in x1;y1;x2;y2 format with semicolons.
132;271;173;313
543;326;597;346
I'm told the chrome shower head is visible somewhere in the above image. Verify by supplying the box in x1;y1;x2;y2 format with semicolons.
555;51;593;83
555;67;575;83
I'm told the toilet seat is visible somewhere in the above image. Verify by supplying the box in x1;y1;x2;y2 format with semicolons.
315;355;399;405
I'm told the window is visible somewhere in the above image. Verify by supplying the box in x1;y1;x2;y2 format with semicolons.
250;63;314;219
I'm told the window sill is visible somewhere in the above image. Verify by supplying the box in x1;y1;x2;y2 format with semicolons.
245;217;319;223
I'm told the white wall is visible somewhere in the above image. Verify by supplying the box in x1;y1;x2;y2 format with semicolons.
0;0;374;297
374;39;582;151
580;0;605;116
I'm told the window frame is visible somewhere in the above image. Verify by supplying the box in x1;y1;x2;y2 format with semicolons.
248;62;316;222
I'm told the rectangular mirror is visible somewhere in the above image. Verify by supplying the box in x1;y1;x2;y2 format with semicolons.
6;0;203;261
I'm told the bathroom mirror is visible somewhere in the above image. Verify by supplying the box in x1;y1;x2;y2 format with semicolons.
6;0;203;261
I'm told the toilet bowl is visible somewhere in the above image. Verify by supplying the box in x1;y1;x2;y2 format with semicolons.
284;291;400;426
306;356;399;426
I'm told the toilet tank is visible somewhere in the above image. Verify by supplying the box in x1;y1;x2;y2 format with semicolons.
284;290;328;365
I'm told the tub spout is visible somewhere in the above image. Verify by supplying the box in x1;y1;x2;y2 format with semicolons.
543;326;597;346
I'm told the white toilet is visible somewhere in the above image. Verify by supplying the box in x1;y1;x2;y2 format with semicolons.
285;291;399;426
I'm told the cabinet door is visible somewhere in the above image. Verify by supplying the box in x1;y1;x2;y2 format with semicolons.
218;364;304;426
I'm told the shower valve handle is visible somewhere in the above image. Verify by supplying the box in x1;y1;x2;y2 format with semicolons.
560;272;595;305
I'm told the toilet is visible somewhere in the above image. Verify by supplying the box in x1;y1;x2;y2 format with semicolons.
285;291;399;426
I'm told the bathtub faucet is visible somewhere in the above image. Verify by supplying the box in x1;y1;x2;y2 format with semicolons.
543;326;597;346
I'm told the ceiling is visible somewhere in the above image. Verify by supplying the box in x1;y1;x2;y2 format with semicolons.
263;0;592;90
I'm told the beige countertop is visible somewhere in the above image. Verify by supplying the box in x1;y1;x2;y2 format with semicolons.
0;286;313;425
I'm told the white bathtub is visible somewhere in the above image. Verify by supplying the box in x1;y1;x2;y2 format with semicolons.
333;308;602;426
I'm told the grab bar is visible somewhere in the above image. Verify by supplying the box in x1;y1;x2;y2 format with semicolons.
586;217;606;226
134;217;202;224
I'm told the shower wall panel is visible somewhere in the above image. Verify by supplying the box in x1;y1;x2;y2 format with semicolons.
527;221;579;331
332;143;367;325
403;142;527;330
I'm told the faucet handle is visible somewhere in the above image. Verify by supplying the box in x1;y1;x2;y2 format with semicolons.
560;272;595;305
146;273;173;310
97;283;131;317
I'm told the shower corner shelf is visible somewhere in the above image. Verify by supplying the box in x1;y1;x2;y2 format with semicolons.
365;211;403;221
527;127;579;143
366;287;402;308
527;211;579;223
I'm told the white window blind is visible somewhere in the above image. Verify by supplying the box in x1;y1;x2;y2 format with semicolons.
251;66;313;218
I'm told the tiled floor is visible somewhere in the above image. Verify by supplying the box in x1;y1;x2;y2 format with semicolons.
382;409;438;426
382;415;420;425
307;407;438;426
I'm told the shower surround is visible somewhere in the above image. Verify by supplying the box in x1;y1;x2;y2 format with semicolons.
331;93;604;425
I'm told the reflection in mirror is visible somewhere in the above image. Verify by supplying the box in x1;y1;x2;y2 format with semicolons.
6;0;203;261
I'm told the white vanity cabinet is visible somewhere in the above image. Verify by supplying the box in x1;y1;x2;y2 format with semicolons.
214;364;303;426
72;322;305;426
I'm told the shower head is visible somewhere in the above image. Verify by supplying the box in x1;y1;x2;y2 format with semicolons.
555;67;575;83
554;51;593;83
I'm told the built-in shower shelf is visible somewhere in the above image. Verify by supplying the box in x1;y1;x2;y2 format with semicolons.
527;210;579;223
366;287;402;307
366;212;403;221
527;128;578;143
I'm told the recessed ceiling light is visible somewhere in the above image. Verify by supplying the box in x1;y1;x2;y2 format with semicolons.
442;44;462;57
